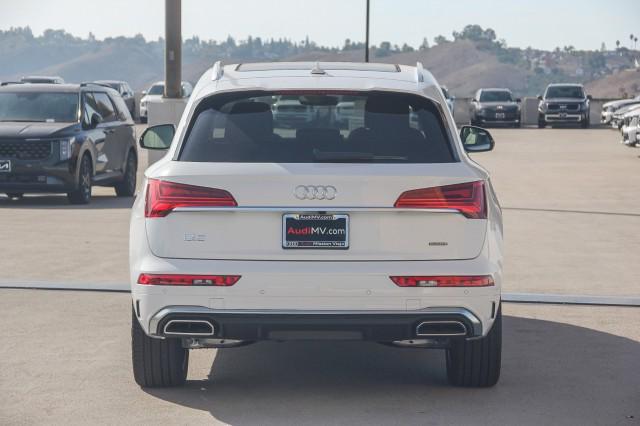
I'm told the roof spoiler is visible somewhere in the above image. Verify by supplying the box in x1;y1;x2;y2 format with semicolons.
0;81;24;86
80;82;113;89
415;62;425;83
212;61;224;81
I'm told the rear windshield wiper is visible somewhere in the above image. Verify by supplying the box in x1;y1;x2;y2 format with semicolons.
313;150;408;162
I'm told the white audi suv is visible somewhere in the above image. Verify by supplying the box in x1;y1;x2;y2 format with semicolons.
130;61;503;388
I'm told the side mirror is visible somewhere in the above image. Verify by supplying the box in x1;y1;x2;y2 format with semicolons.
460;125;495;153
537;95;543;101
90;113;102;129
516;98;522;103
141;90;147;96
587;95;593;101
471;98;477;102
139;124;175;150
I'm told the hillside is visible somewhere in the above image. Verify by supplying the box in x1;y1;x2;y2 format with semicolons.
1;26;638;97
585;68;640;98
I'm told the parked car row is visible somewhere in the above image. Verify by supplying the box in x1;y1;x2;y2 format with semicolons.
1;76;196;124
601;95;640;148
466;83;591;128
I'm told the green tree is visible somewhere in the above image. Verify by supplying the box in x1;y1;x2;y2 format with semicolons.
434;35;448;45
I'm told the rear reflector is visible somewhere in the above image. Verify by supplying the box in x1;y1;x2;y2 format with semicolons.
145;179;237;218
394;181;486;219
138;274;241;286
390;275;494;287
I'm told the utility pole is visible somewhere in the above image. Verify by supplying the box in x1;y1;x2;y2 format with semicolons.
365;0;370;62
165;0;182;98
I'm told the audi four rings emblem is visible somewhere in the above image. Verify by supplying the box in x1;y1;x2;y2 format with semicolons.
294;185;337;200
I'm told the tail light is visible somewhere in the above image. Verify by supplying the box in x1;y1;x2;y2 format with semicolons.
138;274;241;286
394;181;486;219
390;275;494;287
145;179;237;218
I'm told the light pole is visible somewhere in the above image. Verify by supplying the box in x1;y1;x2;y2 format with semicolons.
365;0;370;62
165;0;182;99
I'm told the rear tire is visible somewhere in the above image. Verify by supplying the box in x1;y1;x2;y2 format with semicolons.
446;306;502;387
67;155;92;205
114;152;137;197
131;308;189;388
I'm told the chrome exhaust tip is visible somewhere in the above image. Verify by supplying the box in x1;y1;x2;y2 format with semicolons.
415;321;467;337
163;319;215;336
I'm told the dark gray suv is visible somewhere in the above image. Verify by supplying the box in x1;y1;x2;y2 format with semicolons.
469;88;521;127
538;83;591;128
0;83;137;204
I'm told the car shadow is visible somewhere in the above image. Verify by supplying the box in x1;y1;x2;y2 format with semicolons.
0;194;135;209
145;315;640;425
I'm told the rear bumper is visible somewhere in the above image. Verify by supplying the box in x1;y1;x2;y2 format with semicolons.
146;306;486;341
131;254;502;339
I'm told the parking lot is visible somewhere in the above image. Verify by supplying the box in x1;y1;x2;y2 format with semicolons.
1;127;639;424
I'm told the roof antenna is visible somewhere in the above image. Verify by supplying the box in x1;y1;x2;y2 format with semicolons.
311;62;326;75
212;60;224;81
415;62;425;83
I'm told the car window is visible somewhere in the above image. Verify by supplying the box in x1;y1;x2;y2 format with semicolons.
91;92;117;122
109;93;131;122
148;84;164;95
179;91;455;164
0;92;79;123
83;92;100;125
545;86;584;99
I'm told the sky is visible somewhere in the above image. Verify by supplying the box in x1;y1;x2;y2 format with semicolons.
0;0;638;51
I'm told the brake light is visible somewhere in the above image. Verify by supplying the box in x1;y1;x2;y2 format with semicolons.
145;179;237;218
390;275;494;287
138;274;241;286
394;181;486;219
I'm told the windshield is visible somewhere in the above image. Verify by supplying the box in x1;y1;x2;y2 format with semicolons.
0;92;79;122
179;91;455;164
480;91;512;102
148;84;164;95
546;86;584;99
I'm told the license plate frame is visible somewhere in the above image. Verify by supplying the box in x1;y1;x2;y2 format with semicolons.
495;112;506;119
0;159;11;173
282;213;349;249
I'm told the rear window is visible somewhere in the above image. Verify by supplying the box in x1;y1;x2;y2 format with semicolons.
179;91;455;163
